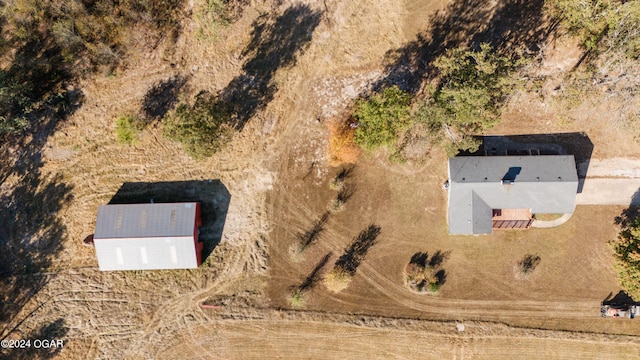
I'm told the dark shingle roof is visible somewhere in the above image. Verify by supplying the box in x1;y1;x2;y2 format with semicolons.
447;156;579;235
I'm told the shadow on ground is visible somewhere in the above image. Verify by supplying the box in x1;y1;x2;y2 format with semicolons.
460;133;594;193
615;189;640;228
0;20;82;340
602;290;637;306
1;318;68;359
142;75;190;122
296;252;332;293
219;4;322;130
374;0;556;93
108;180;231;263
335;224;381;275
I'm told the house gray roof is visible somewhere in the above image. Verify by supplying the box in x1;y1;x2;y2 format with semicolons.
93;203;200;271
448;156;579;235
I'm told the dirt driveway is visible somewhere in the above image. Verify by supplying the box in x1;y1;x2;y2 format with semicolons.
576;158;640;205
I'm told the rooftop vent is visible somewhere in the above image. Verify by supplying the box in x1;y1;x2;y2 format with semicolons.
501;167;521;184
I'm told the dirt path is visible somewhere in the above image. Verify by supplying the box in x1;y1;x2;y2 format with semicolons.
156;308;640;359
579;158;640;178
531;213;573;228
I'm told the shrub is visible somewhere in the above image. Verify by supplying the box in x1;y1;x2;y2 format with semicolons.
404;262;438;293
329;177;344;191
353;86;411;153
288;289;306;308
329;166;353;190
323;267;352;293
611;218;640;297
115;114;143;145
163;91;233;159
0;115;28;135
3;0;187;72
517;254;541;278
328;185;354;213
327;117;361;166
404;251;448;294
194;0;232;41
0;70;30;134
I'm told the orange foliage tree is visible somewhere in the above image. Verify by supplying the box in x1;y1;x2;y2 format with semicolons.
326;115;361;167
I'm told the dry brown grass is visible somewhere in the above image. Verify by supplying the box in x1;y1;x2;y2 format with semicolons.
158;309;640;360
533;213;565;221
6;0;640;358
326;116;361;167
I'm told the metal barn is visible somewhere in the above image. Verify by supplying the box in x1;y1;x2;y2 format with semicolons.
93;202;203;271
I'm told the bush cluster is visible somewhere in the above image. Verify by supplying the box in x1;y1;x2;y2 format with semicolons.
162;91;233;158
115;114;145;145
353;85;411;153
611;218;640;297
350;44;522;159
416;43;521;156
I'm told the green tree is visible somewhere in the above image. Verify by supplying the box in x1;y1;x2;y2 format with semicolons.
163;91;233;159
417;43;521;156
0;70;29;134
353;85;411;152
546;0;640;57
546;0;613;52
611;218;640;297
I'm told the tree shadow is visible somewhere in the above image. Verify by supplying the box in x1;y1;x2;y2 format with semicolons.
108;180;231;264
297;252;332;293
333;165;355;184
142;75;190;122
602;290;637;306
469;0;559;54
298;211;330;250
1;318;68;359
220;4;322;130
335;224;381;275
410;252;429;267
0;173;73;337
329;183;356;212
434;269;447;286
410;250;451;269
614;189;640;229
428;250;451;269
374;0;555;93
335;184;356;205
0;33;80;341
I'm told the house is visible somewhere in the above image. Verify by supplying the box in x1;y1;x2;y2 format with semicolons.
93;202;203;271
447;155;579;235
